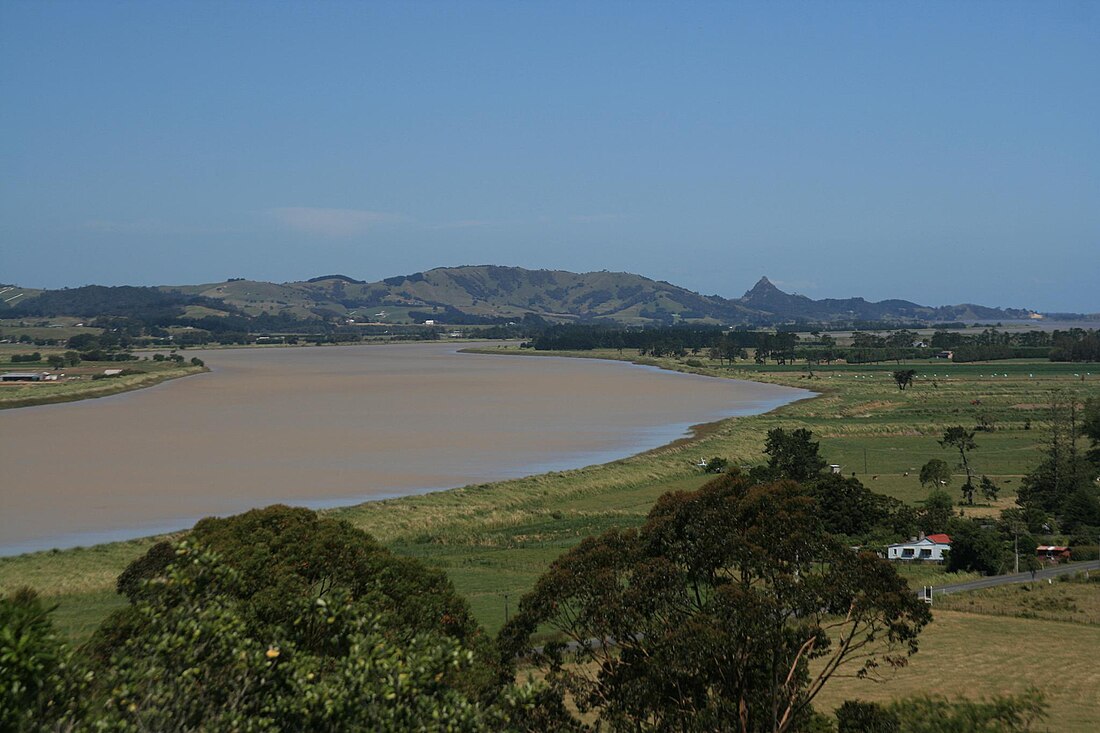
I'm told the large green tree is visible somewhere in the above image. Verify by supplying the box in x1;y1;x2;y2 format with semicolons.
1083;397;1100;466
500;475;930;733
10;508;576;732
761;428;827;481
939;427;978;504
111;505;481;653
892;369;916;390
918;490;955;535
62;546;557;732
1016;392;1100;530
96;506;502;707
807;473;915;542
918;459;951;489
944;519;1005;575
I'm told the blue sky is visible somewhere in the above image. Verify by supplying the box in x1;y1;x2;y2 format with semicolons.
2;1;1097;311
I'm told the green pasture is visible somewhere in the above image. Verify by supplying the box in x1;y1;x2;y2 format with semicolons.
0;537;165;640
0;324;100;342
2;351;1098;647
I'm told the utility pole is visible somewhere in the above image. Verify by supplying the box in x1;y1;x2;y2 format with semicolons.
863;448;868;475
1014;526;1019;574
504;593;510;624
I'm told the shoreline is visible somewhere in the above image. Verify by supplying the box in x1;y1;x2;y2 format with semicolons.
0;364;208;411
0;338;492;412
458;345;828;457
0;344;813;560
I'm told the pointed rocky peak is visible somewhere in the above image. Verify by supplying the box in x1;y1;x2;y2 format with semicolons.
743;276;784;298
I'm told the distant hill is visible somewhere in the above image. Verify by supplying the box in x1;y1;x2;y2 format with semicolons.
294;266;764;325
737;276;1035;323
2;285;228;320
1;266;1066;326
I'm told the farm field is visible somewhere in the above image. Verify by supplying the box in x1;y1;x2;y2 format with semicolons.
935;571;1100;625
811;609;1100;732
2;347;1098;723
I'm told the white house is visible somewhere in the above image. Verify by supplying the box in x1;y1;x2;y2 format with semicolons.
887;533;951;562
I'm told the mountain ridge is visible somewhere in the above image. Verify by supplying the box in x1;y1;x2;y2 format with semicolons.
2;266;1079;326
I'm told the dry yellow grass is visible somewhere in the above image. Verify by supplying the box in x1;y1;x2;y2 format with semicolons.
812;610;1100;731
524;609;1100;730
936;575;1100;625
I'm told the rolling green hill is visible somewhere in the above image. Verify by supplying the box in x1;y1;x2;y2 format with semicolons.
2;266;1062;326
291;266;765;325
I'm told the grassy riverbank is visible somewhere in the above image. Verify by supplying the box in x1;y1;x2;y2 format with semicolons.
0;361;207;410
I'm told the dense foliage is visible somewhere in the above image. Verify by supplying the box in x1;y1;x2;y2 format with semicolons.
500;473;931;732
0;589;66;731
103;507;486;665
528;324;1100;364
5;549;556;732
6;285;220;320
1015;394;1100;534
1;507;579;731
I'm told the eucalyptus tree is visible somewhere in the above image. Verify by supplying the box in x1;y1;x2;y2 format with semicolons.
500;474;931;733
939;426;978;504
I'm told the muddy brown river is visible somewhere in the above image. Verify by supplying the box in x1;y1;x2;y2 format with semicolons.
0;343;811;555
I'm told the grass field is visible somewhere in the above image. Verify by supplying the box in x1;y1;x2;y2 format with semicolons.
2;348;1098;722
812;610;1100;731
532;607;1100;731
936;571;1100;625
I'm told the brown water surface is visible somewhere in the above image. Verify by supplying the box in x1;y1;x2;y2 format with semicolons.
0;344;810;554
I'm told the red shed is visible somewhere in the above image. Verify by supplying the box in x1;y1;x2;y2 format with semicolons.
1035;546;1071;564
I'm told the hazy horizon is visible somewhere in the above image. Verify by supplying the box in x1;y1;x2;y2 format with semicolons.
4;265;1097;315
2;2;1097;312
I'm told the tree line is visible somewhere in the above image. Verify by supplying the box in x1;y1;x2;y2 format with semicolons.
527;324;1100;364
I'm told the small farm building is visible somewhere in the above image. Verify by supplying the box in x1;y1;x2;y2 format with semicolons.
1;372;44;382
887;533;952;562
1036;546;1071;564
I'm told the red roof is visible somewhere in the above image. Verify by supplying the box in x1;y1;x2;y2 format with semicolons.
926;533;951;544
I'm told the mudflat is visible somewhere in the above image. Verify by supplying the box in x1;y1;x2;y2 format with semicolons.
0;343;809;554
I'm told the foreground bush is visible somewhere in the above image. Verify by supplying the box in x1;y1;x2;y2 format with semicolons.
3;507;577;731
69;546;548;731
0;588;67;731
107;505;484;659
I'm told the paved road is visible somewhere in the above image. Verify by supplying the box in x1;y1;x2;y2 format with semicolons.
918;559;1100;598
